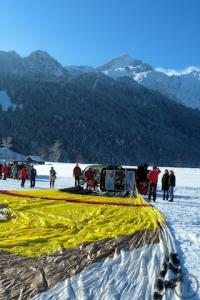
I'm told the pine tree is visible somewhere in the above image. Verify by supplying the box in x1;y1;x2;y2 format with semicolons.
38;146;48;160
49;141;62;162
1;136;13;149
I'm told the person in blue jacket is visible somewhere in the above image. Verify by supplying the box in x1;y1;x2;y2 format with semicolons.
30;165;37;188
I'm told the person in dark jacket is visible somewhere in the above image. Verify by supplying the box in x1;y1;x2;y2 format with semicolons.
0;163;3;179
73;164;82;186
50;167;56;188
30;166;37;188
169;170;176;202
136;163;149;194
162;169;170;200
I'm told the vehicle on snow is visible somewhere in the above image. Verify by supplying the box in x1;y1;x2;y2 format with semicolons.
81;164;150;195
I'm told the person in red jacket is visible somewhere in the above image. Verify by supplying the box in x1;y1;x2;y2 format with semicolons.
2;165;9;180
147;166;161;202
85;168;94;189
19;166;28;188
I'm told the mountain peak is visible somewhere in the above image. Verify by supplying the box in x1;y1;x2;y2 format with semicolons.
97;53;139;71
112;53;136;63
23;50;65;78
97;54;153;78
0;50;22;73
182;66;200;75
27;50;52;60
6;50;22;59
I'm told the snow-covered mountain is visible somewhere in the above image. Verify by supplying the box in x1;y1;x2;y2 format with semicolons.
22;50;65;78
1;49;200;109
135;67;200;109
0;50;22;73
97;53;152;78
1;49;200;166
98;54;200;109
0;50;66;79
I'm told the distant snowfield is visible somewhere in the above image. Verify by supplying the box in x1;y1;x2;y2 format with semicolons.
0;163;200;299
0;90;16;111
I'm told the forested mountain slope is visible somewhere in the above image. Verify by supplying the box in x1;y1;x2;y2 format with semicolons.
0;69;200;166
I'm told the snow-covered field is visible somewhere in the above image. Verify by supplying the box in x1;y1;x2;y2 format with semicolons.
154;167;200;290
0;163;200;298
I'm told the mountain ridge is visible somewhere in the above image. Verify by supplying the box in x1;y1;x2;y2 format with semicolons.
1;49;200;166
0;69;200;166
0;50;67;78
96;54;200;109
1;49;199;109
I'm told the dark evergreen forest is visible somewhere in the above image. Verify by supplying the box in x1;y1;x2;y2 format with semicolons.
0;72;200;167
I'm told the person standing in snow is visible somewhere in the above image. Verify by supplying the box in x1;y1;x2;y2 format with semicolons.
19;166;28;188
169;170;176;202
73;164;82;186
11;164;18;179
2;165;9;180
162;169;170;200
0;163;3;179
85;168;94;189
30;166;37;188
50;167;56;188
147;166;161;202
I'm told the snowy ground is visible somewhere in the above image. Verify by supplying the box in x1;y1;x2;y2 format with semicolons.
154;167;200;288
0;163;200;298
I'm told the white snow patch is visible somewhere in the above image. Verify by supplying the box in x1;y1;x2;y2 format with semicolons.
156;66;200;76
0;91;17;111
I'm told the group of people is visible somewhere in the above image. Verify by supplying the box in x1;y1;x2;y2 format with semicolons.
17;166;37;188
161;169;176;201
147;166;176;202
0;163;57;189
0;164;37;188
0;163;30;181
74;164;176;202
1;162;176;198
73;164;97;190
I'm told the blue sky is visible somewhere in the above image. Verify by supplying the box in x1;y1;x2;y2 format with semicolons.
0;0;200;69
